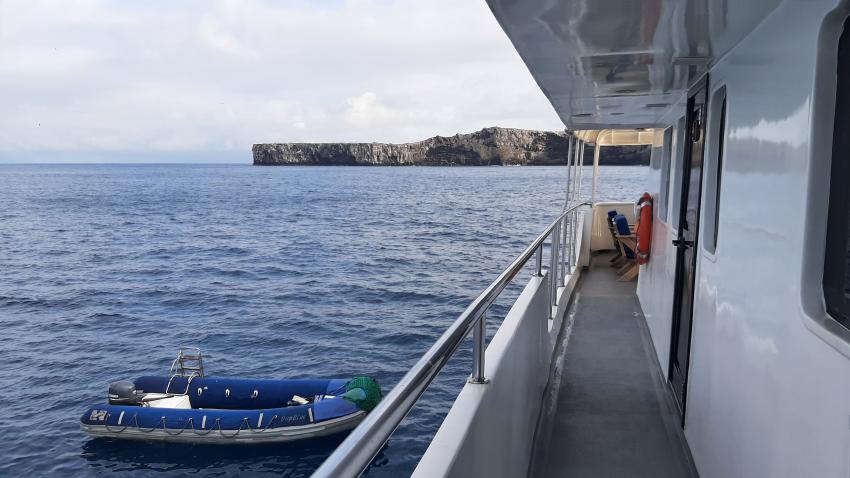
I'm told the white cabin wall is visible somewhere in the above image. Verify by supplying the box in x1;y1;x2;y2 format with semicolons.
683;1;850;477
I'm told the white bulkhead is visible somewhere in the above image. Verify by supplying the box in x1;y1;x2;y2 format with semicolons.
635;2;850;477
489;0;850;476
644;2;850;477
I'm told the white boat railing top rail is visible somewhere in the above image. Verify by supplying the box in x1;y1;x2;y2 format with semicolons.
312;197;591;478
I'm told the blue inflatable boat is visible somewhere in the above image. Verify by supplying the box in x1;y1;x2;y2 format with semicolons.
80;349;382;444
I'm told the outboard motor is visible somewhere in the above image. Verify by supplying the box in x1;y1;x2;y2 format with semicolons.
108;380;143;406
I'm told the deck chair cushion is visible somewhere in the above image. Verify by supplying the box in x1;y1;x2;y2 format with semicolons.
606;210;622;257
614;214;635;259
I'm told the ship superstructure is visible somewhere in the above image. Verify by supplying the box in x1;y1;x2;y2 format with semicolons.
314;0;850;476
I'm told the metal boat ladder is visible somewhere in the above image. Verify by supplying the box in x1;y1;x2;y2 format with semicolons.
166;347;204;394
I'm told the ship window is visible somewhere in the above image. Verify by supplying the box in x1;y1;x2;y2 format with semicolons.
670;115;687;229
704;86;727;254
657;127;673;222
824;20;850;329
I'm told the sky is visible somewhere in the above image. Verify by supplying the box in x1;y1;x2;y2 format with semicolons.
0;0;564;163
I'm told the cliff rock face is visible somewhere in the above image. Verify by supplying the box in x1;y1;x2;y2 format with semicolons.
253;127;571;166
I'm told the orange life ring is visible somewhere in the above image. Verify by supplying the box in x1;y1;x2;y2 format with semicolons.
635;192;653;265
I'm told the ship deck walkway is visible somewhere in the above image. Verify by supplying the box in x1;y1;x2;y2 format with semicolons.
530;252;698;477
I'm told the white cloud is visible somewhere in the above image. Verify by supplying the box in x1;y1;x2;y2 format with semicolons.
0;46;102;76
197;17;257;58
345;92;394;127
0;0;564;162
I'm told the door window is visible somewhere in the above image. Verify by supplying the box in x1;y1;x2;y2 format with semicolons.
824;19;850;329
670;116;687;230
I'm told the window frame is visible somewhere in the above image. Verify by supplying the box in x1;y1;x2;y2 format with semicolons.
703;85;728;254
657;127;674;222
823;18;850;330
670;115;687;231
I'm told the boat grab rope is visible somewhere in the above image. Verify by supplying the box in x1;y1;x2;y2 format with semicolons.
102;412;285;437
103;414;165;434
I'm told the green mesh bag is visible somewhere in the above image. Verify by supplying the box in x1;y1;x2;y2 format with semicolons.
341;376;383;412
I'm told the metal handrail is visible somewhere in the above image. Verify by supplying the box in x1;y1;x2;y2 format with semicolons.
311;201;591;478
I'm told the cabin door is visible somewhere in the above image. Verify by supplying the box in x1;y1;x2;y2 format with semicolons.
669;81;707;419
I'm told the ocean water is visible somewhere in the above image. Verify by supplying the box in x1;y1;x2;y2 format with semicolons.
0;164;647;477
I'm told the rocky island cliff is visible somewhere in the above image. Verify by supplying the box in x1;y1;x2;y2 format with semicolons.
252;127;648;166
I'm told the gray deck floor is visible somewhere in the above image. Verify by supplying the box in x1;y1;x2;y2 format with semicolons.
530;253;697;477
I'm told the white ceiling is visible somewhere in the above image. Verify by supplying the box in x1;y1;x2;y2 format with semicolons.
485;0;783;128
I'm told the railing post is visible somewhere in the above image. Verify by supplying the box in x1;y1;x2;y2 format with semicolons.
578;140;584;198
535;244;543;276
572;209;579;267
573;140;581;202
592;141;601;203
567;211;572;269
550;222;559;316
552;219;564;294
561;212;569;283
565;136;574;207
468;311;489;384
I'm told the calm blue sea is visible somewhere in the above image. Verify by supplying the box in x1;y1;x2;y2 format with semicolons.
0;164;647;477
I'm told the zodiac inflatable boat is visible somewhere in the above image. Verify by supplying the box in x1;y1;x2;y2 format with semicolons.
80;348;382;443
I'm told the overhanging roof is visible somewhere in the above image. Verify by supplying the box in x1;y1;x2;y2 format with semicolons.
486;0;783;129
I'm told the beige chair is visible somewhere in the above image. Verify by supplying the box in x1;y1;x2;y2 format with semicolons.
613;232;639;281
610;214;639;281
